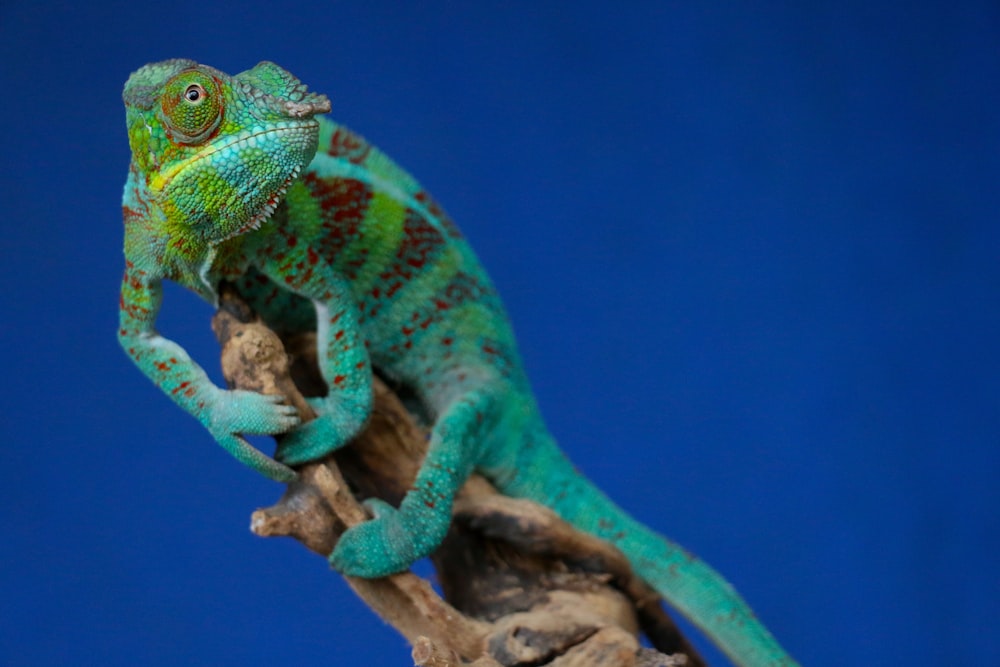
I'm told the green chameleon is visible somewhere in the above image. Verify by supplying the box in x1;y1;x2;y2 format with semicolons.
118;59;799;667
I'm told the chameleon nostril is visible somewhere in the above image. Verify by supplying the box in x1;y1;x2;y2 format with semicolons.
284;97;332;118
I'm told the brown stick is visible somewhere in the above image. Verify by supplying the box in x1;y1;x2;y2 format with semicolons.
212;282;705;667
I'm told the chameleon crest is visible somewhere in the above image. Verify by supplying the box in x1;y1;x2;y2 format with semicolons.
119;60;799;667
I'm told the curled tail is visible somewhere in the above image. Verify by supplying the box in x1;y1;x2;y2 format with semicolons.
494;433;799;667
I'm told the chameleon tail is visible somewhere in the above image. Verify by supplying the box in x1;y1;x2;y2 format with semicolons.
495;434;798;667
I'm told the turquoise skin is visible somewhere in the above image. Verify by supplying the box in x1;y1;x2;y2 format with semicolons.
119;59;798;667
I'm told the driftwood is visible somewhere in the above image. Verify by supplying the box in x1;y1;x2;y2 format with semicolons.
211;283;706;667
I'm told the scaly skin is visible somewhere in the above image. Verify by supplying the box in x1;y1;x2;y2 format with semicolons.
119;60;799;667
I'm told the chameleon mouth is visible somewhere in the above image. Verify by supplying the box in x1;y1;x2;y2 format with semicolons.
160;120;317;190
203;120;317;162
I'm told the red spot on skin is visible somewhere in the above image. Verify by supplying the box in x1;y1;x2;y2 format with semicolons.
284;275;294;285
414;191;462;239
184;387;196;397
287;234;297;247
482;344;499;355
442;337;453;346
357;210;445;306
155;361;170;371
307;247;319;265
332;375;346;386
327;127;371;164
401;325;415;337
355;361;366;369
434;299;449;311
334;330;344;341
301;174;370;265
424;500;436;509
172;381;190;395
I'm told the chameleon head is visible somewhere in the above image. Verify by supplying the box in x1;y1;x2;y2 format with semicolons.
123;59;331;245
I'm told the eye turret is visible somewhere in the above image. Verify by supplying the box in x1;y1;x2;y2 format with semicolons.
160;70;223;144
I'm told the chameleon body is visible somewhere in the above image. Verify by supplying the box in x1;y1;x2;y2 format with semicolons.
119;60;798;667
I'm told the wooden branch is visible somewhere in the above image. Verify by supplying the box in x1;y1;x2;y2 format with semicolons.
211;282;705;667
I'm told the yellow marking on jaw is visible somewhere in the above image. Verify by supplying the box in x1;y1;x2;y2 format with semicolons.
148;121;315;193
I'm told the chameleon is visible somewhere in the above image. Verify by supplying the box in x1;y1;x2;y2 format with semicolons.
118;59;799;667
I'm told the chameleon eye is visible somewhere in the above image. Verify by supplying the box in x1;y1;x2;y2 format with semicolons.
184;84;205;103
161;71;223;144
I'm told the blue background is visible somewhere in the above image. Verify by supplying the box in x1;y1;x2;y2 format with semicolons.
1;3;997;666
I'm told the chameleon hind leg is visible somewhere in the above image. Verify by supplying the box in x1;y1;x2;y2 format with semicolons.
329;385;499;577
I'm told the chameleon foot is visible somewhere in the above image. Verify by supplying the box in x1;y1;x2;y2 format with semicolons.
330;499;439;577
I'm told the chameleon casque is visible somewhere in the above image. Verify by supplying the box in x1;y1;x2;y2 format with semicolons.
119;59;798;667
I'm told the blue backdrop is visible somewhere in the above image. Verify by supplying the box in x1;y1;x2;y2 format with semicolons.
2;3;997;666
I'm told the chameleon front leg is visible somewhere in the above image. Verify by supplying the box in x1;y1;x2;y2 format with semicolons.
118;270;300;481
268;268;374;465
330;386;498;577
